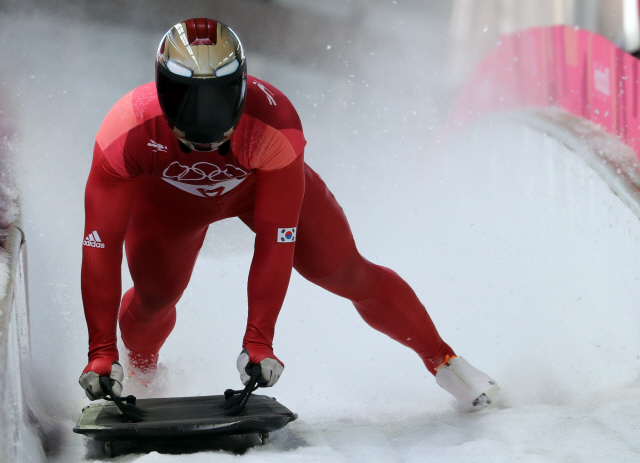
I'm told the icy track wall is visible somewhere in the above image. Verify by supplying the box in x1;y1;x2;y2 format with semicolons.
453;25;640;161
0;225;45;463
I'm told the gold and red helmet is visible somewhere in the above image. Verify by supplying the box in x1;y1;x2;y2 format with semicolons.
155;19;247;151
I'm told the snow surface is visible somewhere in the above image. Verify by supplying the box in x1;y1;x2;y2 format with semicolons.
2;1;640;461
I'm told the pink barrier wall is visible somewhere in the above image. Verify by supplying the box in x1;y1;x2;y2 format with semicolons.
452;25;640;159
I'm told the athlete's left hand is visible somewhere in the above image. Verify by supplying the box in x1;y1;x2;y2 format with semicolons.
236;348;284;387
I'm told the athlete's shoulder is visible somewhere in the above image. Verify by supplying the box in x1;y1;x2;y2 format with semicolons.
95;82;162;152
94;82;163;177
232;77;307;171
244;76;303;132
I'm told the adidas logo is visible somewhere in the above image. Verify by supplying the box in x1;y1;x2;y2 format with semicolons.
84;231;105;248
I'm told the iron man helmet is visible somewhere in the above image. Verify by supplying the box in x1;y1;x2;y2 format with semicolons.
155;18;247;151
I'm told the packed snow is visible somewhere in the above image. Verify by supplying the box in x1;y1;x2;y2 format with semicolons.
1;1;640;461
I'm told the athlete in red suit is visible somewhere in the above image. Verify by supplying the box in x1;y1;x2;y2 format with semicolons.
79;19;498;407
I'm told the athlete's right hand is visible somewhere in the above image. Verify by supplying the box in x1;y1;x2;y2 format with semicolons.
79;358;124;400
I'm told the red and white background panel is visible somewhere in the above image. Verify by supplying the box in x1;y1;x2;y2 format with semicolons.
452;24;640;159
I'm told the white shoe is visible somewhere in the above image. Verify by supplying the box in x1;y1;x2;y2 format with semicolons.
435;356;499;408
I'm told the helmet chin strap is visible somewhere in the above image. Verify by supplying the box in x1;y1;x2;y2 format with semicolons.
180;140;224;152
178;138;231;154
169;117;237;152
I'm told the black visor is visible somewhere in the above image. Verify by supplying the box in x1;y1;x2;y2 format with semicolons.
156;61;247;144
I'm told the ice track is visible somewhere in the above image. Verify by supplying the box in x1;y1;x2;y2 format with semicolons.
3;2;640;461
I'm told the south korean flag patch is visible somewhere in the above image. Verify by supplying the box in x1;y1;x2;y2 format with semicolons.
278;227;296;243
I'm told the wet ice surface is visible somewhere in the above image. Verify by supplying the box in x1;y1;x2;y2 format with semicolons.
2;1;640;461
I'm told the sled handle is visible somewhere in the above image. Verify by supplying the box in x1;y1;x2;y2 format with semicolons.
99;376;146;422
221;364;262;416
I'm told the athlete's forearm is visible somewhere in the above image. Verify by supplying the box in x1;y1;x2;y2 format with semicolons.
243;227;296;360
81;252;124;362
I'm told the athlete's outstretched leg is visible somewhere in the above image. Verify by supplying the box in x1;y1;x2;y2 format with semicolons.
119;177;217;371
291;166;499;406
291;165;455;375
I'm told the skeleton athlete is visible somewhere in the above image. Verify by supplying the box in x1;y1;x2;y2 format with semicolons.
79;18;499;407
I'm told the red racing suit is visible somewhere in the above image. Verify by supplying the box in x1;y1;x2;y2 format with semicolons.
81;77;454;378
